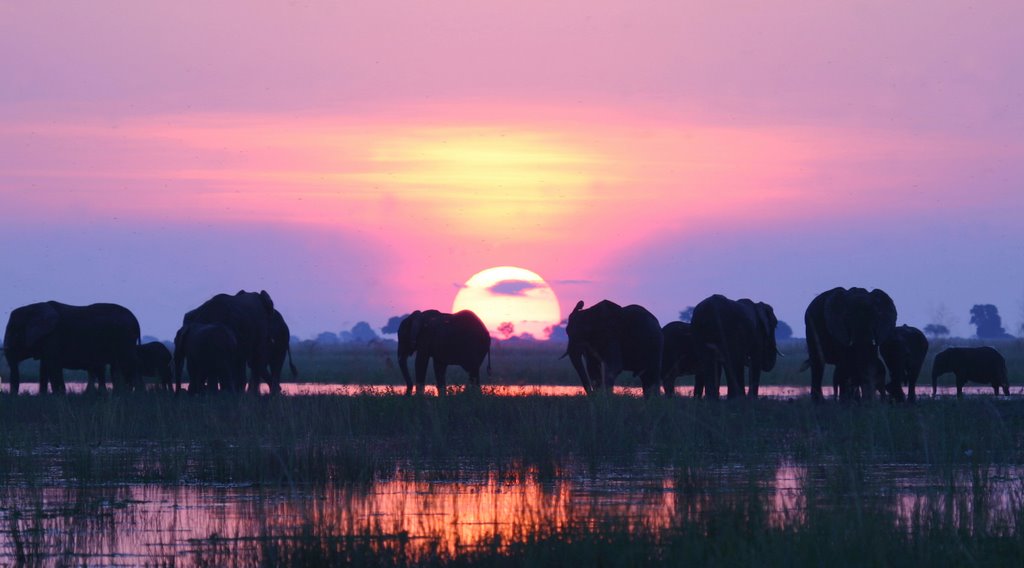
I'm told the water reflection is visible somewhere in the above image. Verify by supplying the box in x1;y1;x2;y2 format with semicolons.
1;462;1019;564
4;382;1018;397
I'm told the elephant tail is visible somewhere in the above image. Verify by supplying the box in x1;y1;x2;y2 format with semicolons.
286;344;298;379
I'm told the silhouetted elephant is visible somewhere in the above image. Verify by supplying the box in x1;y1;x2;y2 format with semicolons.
880;325;929;402
805;287;897;402
137;341;174;390
178;290;276;394
661;321;702;397
691;295;779;399
397;309;491;395
3;301;140;394
565;300;663;398
931;346;1009;397
174;323;239;393
268;309;298;386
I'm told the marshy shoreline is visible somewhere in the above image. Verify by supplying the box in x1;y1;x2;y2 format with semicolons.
2;344;1024;565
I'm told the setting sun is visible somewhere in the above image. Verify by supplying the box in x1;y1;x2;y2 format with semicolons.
451;266;562;340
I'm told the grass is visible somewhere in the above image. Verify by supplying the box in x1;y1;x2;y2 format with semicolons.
3;342;1024;565
0;391;1022;485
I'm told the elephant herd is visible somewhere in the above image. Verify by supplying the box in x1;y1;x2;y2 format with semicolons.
2;286;1011;400
562;287;1009;401
2;290;297;395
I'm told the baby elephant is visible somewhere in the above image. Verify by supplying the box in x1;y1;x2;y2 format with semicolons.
137;341;173;390
931;346;1009;397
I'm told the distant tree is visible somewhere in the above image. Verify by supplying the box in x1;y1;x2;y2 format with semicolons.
497;322;515;340
544;322;568;342
775;320;793;340
679;306;695;323
315;331;340;345
923;324;950;338
142;335;163;344
340;321;379;343
970;304;1013;339
381;314;410;335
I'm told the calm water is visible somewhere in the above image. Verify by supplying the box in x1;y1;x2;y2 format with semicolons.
1;382;1020;563
3;382;1018;397
0;461;1019;564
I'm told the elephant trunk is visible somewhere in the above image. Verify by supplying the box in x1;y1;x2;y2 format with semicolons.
173;327;188;393
567;344;593;394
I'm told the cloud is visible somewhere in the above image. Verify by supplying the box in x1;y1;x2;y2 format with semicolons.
487;280;542;297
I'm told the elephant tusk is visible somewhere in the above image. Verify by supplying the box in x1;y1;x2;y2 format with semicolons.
776;347;785;357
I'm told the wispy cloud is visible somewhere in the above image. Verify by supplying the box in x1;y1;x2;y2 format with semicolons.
488;280;542;296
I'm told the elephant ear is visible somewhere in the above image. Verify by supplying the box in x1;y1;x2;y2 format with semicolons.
870;289;897;344
756;303;778;341
823;290;851;346
26;303;60;349
409;311;425;340
258;290;275;313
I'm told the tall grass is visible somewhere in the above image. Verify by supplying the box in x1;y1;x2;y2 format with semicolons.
0;393;1021;485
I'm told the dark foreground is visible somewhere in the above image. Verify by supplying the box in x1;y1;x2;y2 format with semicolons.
1;392;1022;566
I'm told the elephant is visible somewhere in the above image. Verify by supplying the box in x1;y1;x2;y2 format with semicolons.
564;300;663;398
804;287;897;402
174;323;239;393
396;309;491;395
690;294;779;399
178;290;276;394
267;309;298;386
137;341;174;390
3;301;140;394
879;325;929;402
660;321;703;397
931;346;1009;397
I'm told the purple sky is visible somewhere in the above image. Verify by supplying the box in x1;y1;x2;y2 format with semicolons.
1;1;1022;340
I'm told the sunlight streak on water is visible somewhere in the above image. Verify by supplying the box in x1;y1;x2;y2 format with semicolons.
4;382;1019;398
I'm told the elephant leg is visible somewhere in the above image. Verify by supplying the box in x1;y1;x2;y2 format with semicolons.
707;361;723;400
662;374;676;398
8;364;21;395
586;357;604;391
748;368;761;399
809;359;826;402
694;370;710;399
415;352;430;395
725;360;744;400
464;363;481;387
433;360;448;396
956;374;965;398
38;359;52;394
187;361;203;394
49;365;66;395
85;367;98;393
636;370;657;398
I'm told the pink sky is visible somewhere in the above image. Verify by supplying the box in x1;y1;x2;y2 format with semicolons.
1;1;1022;339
